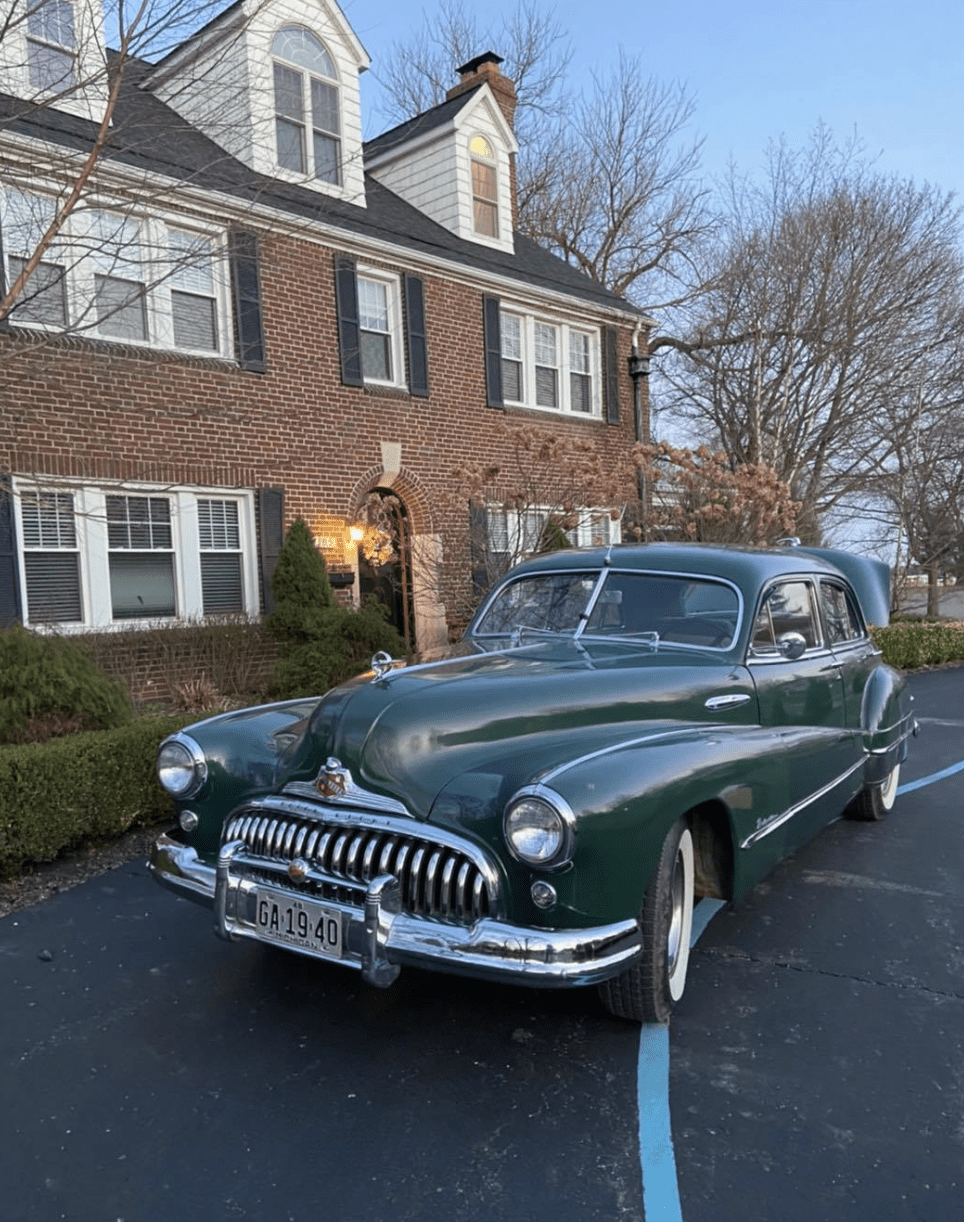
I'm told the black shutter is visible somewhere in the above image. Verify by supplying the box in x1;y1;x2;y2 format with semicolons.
0;475;22;625
334;255;363;387
604;327;620;425
229;230;266;372
404;274;429;398
258;486;284;615
482;295;503;408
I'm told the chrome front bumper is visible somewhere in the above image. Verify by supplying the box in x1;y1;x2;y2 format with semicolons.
149;833;642;989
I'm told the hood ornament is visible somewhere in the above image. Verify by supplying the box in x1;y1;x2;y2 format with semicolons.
316;757;350;799
371;651;394;680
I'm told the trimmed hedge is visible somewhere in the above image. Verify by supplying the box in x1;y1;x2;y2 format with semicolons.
0;714;193;878
872;621;964;669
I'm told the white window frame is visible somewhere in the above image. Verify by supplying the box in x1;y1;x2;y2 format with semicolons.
11;479;259;631
499;309;600;417
357;268;405;388
469;133;499;239
488;505;621;564
0;191;232;358
271;25;342;186
26;0;77;94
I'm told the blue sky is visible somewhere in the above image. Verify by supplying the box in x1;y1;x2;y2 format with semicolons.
348;0;962;201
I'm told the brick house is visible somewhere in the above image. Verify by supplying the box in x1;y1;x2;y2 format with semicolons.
0;0;650;655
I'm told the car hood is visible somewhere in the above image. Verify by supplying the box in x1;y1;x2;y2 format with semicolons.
281;640;750;819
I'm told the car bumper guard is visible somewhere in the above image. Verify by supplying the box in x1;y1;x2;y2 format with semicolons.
149;832;642;989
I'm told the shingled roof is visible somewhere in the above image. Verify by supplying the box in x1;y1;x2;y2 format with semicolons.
0;54;645;318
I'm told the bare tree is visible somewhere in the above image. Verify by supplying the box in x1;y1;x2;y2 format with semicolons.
374;0;572;141
657;127;964;541
520;54;711;307
377;6;710;311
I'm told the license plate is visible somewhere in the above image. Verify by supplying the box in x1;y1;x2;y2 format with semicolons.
254;887;343;959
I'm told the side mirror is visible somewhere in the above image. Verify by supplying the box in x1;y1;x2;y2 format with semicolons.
776;631;807;660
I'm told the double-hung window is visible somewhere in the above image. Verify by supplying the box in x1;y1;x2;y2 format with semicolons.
357;272;403;386
106;495;176;619
1;197;229;355
12;482;256;629
469;135;498;238
197;499;244;614
27;0;76;92
500;310;599;416
272;26;341;185
89;210;147;341
3;190;67;327
487;506;620;570
20;491;83;624
168;230;219;351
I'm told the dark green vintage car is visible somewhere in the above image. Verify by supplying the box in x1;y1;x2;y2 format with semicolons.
150;542;916;1023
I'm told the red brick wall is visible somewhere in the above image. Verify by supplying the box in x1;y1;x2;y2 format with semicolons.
0;231;649;640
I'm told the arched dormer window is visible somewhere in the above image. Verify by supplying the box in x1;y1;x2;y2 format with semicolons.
469;134;498;237
27;0;76;92
272;26;341;185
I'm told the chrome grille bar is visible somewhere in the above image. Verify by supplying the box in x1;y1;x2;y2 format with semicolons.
222;809;496;923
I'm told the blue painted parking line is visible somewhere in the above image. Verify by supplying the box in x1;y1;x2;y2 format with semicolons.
897;760;964;795
635;760;964;1221
637;898;726;1221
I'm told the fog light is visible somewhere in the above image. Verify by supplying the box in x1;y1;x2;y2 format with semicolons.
530;880;557;910
179;810;199;832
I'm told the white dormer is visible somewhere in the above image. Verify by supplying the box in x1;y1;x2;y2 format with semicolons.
0;0;110;122
366;57;518;255
144;0;369;205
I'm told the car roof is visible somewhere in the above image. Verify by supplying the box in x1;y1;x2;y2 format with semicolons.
507;542;847;586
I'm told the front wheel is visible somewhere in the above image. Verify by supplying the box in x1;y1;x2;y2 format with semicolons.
847;762;900;822
599;820;694;1024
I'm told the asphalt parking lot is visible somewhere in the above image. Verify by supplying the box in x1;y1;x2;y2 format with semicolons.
1;667;962;1222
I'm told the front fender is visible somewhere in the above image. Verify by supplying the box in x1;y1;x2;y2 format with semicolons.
528;725;760;926
162;698;321;856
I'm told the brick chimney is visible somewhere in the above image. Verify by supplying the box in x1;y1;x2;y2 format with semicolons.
446;52;517;131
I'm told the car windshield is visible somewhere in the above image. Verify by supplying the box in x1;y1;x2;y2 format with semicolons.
473;570;740;649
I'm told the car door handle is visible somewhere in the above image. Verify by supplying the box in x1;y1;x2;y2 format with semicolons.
705;694;752;710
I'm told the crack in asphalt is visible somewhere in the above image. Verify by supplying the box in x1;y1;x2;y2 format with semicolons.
697;945;964;1002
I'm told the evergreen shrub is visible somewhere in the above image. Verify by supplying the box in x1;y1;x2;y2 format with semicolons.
0;714;190;877
0;627;133;745
266;519;404;698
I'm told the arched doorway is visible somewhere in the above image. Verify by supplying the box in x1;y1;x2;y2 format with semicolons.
356;488;415;655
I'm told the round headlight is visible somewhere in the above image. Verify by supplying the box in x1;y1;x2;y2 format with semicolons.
504;793;573;867
157;735;207;798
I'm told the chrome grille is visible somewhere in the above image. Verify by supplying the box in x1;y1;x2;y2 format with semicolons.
223;811;493;922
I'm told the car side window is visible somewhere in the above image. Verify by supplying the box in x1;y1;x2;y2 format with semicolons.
752;580;819;652
820;581;865;645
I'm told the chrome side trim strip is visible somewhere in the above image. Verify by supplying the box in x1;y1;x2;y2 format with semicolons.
740;757;866;850
539;725;735;786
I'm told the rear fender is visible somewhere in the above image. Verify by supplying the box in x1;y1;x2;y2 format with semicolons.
861;665;912;782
